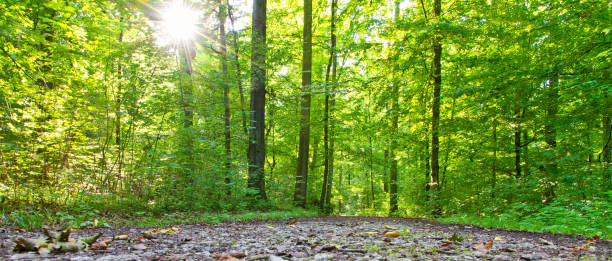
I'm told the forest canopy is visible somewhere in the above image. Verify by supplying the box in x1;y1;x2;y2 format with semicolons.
0;0;610;237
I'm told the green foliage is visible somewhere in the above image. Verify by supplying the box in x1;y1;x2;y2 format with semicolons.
441;196;612;239
0;0;608;239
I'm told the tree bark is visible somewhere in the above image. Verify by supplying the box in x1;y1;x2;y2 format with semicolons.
389;0;400;216
320;0;337;213
543;71;559;203
219;2;232;196
491;118;497;198
247;0;267;201
514;106;521;179
226;1;248;136
294;0;312;208
430;0;442;192
429;0;442;216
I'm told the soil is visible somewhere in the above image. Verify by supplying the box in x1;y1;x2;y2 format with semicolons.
1;216;610;260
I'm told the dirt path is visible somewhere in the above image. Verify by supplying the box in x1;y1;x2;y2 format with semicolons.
1;216;610;260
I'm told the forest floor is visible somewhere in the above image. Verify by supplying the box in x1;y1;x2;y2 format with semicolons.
1;216;610;260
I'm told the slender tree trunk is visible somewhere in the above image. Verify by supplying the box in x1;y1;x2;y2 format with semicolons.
389;0;400;216
219;3;232;196
383;149;389;193
247;0;268;200
543;72;559;203
226;1;248;136
522;108;529;177
369;136;375;208
514;106;521;179
320;0;336;212
115;27;124;188
294;0;312;207
491;118;497;198
430;0;442;192
424;129;430;192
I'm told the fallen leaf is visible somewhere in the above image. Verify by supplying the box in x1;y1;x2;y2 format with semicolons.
571;245;586;251
384;225;396;230
113;235;128;240
585;240;596;244
474;239;493;252
80;233;102;246
441;240;453;247
592;235;600;240
216;254;240;261
364;231;378;234
383;231;400;238
90;240;109;251
494;236;503;241
136;237;147;241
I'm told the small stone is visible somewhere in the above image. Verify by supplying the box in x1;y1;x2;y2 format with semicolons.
71;257;95;261
131;243;147;250
493;254;514;261
520;252;549;260
269;255;286;261
314;253;335;261
9;253;36;260
97;254;140;261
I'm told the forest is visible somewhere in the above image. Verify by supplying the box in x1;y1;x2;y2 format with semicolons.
0;0;610;241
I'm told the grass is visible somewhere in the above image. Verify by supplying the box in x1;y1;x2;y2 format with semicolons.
0;208;317;231
438;214;612;240
119;209;317;227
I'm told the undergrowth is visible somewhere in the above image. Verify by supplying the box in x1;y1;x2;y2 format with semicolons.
439;198;612;239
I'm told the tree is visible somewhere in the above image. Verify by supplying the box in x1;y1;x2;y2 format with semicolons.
247;0;268;200
218;1;231;196
320;0;337;213
388;0;400;216
293;0;312;208
429;0;442;199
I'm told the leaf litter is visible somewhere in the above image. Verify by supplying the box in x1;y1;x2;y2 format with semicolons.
0;216;610;260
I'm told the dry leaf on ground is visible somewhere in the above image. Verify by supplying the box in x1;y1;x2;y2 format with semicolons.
474;239;493;252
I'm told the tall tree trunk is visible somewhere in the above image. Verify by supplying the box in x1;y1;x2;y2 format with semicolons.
389;0;400;216
294;0;312;207
491;118;497;198
226;1;248;136
543;71;559;203
522;108;529;177
115;26;124;189
320;0;336;213
325;42;337;209
383;149;389;193
247;0;267;200
514;106;521;179
219;3;232;196
429;0;442;216
430;0;442;192
369;136;375;208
